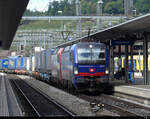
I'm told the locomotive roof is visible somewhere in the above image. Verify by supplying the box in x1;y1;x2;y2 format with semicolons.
76;42;106;47
76;42;105;44
55;42;105;49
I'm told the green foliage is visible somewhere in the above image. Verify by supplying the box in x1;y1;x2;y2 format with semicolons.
104;0;124;14
135;0;150;13
18;20;77;30
46;0;75;16
80;0;97;15
23;0;150;16
24;9;46;16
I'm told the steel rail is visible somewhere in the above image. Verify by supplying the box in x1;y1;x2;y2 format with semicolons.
12;79;41;116
11;79;75;117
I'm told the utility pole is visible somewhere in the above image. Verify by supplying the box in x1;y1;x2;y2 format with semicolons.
124;0;134;17
97;0;103;30
124;0;128;17
130;0;134;16
48;0;51;23
76;0;81;37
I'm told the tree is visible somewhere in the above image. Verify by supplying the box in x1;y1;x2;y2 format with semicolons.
135;0;150;13
24;0;150;16
24;9;45;16
104;0;123;14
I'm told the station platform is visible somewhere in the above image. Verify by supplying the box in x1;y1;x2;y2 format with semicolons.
0;73;23;116
110;79;150;105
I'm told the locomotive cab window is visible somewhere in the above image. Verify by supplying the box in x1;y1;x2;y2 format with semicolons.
77;44;106;64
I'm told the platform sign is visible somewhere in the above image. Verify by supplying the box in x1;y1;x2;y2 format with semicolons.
111;40;133;46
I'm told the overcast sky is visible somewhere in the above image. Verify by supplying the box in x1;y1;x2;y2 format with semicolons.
27;0;50;12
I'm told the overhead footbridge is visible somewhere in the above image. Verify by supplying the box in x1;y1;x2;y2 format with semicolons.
0;0;29;50
56;13;150;85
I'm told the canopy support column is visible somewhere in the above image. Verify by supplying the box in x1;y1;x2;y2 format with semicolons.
118;45;122;71
143;35;148;85
112;45;114;80
109;40;114;80
108;44;111;81
130;44;133;72
125;45;129;83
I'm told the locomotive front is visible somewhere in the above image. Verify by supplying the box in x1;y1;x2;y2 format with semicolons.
73;42;109;92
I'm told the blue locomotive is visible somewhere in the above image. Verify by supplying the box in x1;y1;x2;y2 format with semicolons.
51;42;109;92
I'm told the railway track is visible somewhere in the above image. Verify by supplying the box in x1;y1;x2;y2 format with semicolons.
41;76;150;116
10;78;75;117
77;93;150;116
9;74;150;116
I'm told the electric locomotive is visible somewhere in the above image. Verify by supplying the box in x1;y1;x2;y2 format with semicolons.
52;42;109;92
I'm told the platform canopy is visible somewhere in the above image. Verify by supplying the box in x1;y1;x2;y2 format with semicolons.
0;0;29;50
57;13;150;48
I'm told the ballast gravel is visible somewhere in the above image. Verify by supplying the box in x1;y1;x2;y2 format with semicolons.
17;75;95;116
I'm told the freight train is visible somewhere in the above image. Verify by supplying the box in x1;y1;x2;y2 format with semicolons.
0;42;109;92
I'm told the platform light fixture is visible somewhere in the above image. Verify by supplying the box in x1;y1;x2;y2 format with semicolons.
58;10;62;14
97;0;103;4
97;0;103;30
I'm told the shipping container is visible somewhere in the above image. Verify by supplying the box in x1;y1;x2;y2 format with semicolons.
2;59;8;69
46;49;54;73
32;55;35;72
40;50;47;73
8;56;17;70
26;57;30;71
0;59;2;70
35;52;40;72
16;56;24;70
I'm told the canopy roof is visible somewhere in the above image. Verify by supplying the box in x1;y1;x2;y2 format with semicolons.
57;13;150;48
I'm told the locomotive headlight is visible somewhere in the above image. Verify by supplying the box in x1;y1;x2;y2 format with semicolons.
105;69;109;74
74;67;78;75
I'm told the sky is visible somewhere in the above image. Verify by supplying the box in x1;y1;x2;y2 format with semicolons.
27;0;50;12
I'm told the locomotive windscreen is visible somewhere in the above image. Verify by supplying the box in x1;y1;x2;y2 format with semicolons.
77;43;106;65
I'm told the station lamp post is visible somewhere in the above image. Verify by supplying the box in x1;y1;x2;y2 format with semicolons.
76;0;81;37
58;10;63;30
97;0;103;30
124;0;134;17
132;9;136;17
